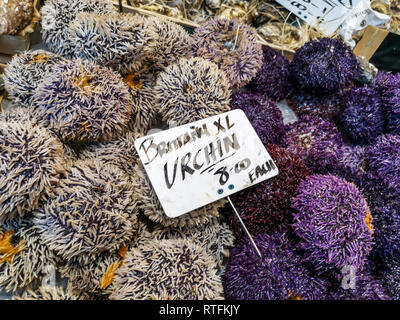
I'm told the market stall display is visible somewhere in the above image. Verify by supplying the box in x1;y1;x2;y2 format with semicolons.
0;0;400;301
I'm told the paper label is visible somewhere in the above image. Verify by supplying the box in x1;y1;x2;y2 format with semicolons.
275;0;362;35
135;110;279;218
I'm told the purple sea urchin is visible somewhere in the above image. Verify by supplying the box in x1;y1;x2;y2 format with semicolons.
222;229;329;300
0;120;66;223
191;18;263;89
373;70;400;99
68;12;157;75
4;50;66;108
133;164;224;228
372;71;400;132
146;17;193;73
248;46;291;101
366;134;400;193
40;0;116;58
230;91;286;146
372;71;400;95
328;269;390;300
0;217;57;292
290;38;359;93
292;174;374;275
33;59;133;144
380;256;400;299
80;130;141;177
227;144;310;238
387;95;400;135
340;86;384;144
287;89;342;122
333;145;367;186
109;239;223;300
33;160;138;261
151;217;235;269
285;115;344;173
155;57;231;127
359;173;400;259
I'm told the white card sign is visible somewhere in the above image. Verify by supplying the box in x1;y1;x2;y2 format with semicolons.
275;0;361;36
134;110;279;218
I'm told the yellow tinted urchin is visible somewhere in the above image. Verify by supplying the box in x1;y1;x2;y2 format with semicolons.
154;57;231;127
4;50;66;108
33;160;139;261
192;18;263;89
60;246;128;299
33;58;134;145
0;120;66;223
0;217;57;293
123;70;158;135
133;164;224;228
109;239;224;300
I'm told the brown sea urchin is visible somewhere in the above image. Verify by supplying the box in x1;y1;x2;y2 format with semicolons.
123;70;158;135
4;50;66;108
33;160;138;260
109;239;224;300
40;0;116;58
150;217;235;269
12;286;79;300
68;12;157;75
192;18;262;89
155;57;231;127
33;59;133;144
146;17;193;73
79;130;141;177
60;247;127;299
0;217;57;292
0;120;66;223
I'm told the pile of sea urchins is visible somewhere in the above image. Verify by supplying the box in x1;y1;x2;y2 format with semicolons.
1;0;400;300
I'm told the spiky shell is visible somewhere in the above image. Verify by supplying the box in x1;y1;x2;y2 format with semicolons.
40;0;116;57
192;18;263;89
68;12;157;75
33;58;133;144
0;120;66;223
155;57;231;127
33;160;138;260
4;50;66;108
109;239;224;300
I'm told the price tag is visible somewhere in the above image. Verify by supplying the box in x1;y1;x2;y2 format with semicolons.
135;110;279;218
275;0;361;36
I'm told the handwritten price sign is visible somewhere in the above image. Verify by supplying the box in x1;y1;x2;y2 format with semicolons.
275;0;361;35
135;110;279;218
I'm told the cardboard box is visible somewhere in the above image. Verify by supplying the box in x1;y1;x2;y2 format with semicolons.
354;26;400;73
